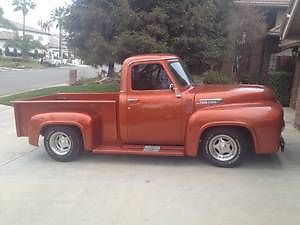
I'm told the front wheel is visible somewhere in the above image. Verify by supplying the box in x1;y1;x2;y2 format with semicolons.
44;126;83;162
200;128;248;167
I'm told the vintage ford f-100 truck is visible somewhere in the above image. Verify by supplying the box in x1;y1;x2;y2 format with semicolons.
12;54;285;167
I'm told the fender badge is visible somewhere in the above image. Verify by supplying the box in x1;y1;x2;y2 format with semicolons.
197;98;223;105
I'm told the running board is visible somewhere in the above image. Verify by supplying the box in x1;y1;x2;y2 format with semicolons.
92;145;185;156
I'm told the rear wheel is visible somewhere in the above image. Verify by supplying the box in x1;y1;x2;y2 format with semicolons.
44;126;83;162
200;128;248;167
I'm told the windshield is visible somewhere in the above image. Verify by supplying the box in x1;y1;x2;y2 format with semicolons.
168;61;193;87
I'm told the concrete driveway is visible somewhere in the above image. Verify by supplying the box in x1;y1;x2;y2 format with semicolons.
0;105;300;225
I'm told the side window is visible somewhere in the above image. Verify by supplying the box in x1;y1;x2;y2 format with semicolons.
132;63;171;90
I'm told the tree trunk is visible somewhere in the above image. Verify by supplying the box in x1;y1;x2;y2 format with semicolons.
22;13;26;40
59;23;62;58
22;12;26;58
107;62;114;77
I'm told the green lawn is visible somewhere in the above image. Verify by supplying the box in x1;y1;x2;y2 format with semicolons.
0;83;120;106
0;57;48;69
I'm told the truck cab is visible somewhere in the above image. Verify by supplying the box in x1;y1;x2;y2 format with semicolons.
13;54;285;167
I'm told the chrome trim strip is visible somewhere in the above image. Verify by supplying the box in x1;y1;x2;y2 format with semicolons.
197;98;223;105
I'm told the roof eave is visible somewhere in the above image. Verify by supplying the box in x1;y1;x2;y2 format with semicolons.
281;0;300;40
234;0;290;7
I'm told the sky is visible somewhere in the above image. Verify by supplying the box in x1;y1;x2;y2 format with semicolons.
0;0;72;33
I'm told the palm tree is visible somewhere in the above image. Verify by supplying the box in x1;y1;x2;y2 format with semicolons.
38;20;52;33
50;7;67;58
12;0;36;40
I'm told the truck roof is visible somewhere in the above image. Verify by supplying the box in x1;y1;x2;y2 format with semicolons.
123;54;178;65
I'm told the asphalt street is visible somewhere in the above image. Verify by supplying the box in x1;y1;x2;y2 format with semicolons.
0;105;300;225
0;66;99;96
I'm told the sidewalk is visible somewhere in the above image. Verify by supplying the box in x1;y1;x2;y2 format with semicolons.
0;105;36;166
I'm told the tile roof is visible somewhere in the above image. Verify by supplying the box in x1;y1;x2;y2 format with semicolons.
0;19;50;35
7;20;50;35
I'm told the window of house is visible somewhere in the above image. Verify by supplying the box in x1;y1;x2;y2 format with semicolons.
131;63;171;90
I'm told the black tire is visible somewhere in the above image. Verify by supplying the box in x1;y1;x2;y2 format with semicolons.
200;128;248;168
44;126;83;162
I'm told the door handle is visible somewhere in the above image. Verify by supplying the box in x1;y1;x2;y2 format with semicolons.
128;98;139;104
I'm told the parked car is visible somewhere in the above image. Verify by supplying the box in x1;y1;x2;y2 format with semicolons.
12;54;285;167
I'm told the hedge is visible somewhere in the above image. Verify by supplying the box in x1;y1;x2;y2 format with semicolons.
267;71;293;107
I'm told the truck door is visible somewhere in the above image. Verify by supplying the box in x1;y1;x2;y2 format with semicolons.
125;62;183;145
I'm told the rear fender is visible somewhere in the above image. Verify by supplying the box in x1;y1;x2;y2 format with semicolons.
28;112;94;150
185;110;257;156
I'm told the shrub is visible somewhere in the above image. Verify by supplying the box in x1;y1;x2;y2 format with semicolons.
4;47;10;56
33;49;39;59
267;71;293;107
0;48;2;56
12;57;31;63
13;48;18;57
240;74;257;84
203;71;233;84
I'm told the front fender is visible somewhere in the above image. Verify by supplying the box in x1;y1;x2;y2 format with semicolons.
28;112;95;150
185;106;265;156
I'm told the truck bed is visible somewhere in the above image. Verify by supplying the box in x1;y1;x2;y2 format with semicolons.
13;92;120;147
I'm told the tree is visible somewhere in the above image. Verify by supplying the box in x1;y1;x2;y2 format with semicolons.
124;0;232;73
65;0;232;75
65;0;132;76
5;35;44;56
227;5;267;82
38;20;52;33
12;0;36;41
50;7;67;58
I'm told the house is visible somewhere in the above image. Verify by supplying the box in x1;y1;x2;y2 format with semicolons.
0;31;15;52
0;21;49;56
46;34;69;60
0;19;51;55
223;0;292;81
3;20;51;46
280;0;300;128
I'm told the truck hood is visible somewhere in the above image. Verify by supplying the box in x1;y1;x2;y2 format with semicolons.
191;84;276;106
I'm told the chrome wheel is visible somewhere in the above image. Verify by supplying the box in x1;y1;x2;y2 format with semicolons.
208;134;239;162
49;132;72;156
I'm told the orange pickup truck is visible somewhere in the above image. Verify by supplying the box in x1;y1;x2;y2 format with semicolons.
12;54;285;167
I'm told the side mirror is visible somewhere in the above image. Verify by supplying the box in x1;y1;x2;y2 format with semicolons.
169;83;181;98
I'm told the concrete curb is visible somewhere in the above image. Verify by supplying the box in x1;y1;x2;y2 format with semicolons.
0;83;68;98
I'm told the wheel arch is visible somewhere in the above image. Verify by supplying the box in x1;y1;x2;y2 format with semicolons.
28;112;94;150
41;124;83;142
185;121;257;157
198;125;255;155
